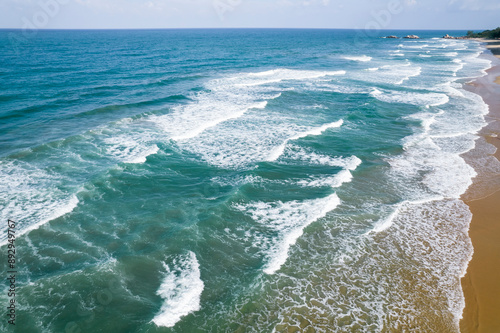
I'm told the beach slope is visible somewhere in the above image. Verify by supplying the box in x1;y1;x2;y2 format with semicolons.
460;44;500;333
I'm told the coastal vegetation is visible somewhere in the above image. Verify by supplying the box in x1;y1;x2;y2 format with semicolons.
467;27;500;39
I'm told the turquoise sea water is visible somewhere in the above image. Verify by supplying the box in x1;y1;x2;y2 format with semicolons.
0;29;494;332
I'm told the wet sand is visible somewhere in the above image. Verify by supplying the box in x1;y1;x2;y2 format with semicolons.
483;40;500;57
460;43;500;333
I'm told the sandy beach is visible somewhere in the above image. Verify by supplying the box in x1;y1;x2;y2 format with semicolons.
460;41;500;333
483;40;500;84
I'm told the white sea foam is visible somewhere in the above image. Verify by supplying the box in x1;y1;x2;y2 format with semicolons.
297;169;355;188
406;110;444;132
235;193;340;275
390;49;405;56
104;134;159;164
23;194;80;236
312;83;370;95
93;117;164;164
288;147;362;170
450;59;465;76
369;200;472;329
151;69;345;148
232;197;473;332
155;68;351;169
152;251;204;328
266;120;343;162
343;55;372;62
436;81;465;98
0;161;80;246
370;88;449;107
384;74;488;203
246;68;345;79
396;66;422;85
402;44;429;49
171;101;268;141
431;133;477;154
388;132;477;199
356;62;422;86
127;145;160;164
206;39;491;332
458;55;492;79
429;90;488;137
152;95;273;143
375;55;490;233
369;196;445;234
234;69;346;87
172;114;299;168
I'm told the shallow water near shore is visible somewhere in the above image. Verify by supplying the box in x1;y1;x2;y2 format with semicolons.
0;29;493;332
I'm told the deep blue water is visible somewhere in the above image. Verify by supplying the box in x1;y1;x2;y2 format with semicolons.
0;29;492;332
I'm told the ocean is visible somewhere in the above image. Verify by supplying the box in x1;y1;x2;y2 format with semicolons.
0;29;493;332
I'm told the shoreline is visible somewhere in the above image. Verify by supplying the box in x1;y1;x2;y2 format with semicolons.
460;42;500;332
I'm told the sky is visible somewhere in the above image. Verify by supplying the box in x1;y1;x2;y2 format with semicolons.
0;0;499;30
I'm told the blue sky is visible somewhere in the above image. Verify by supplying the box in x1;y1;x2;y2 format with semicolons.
1;0;499;30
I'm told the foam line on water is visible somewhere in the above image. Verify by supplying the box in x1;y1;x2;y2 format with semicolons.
380;66;488;228
370;88;449;107
312;83;370;95
0;194;79;247
170;113;302;169
355;61;422;86
343;55;372;62
289;147;362;170
372;63;489;233
172;101;268;141
451;59;465;76
297;169;355;188
401;44;429;49
266;120;343;162
157;68;351;169
150;70;316;142
245;68;346;79
233;69;346;87
235;194;340;275
127;145;160;164
396;66;422;85
152;251;204;328
232;199;473;332
0;161;81;246
94;116;164;164
369;196;445;234
406;110;444;133
389;133;478;199
104;134;160;164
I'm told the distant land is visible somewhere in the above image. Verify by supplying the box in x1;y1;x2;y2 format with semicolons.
467;27;500;39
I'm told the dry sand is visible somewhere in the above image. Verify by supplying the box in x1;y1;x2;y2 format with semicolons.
460;43;500;333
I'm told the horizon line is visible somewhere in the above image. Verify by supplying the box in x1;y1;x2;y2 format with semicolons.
0;27;480;31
